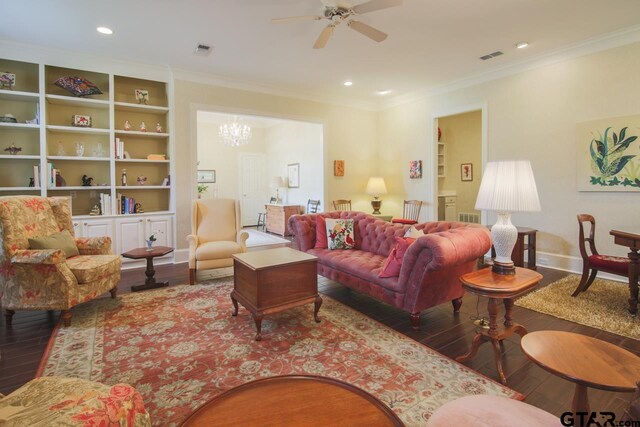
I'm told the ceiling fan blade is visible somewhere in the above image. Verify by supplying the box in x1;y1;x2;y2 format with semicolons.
313;25;335;49
348;20;387;42
271;15;322;23
352;0;402;15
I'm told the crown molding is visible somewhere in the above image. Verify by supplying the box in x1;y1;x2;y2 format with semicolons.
172;68;378;112
380;24;640;111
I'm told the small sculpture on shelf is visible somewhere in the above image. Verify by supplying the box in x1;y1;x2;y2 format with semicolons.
4;143;22;155
136;175;147;186
89;205;101;216
135;89;149;105
124;120;132;131
75;143;85;157
134;202;144;214
28;177;35;187
55;171;66;187
81;175;93;187
121;169;127;186
139;121;147;132
156;122;163;133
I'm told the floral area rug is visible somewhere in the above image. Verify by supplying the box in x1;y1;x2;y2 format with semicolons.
38;279;521;426
516;275;640;339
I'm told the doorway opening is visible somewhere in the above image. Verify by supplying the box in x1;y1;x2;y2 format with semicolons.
196;111;324;227
434;109;484;224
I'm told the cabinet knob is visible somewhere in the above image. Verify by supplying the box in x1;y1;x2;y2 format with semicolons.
147;219;151;222
139;219;143;222
83;222;87;226
73;222;78;226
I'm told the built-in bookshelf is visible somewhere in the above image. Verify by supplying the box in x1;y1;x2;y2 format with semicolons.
437;142;445;178
0;57;172;217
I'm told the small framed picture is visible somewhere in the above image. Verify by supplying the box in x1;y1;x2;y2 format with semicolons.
134;89;149;105
197;170;216;183
72;114;92;127
461;163;473;181
288;163;300;188
334;160;345;177
0;72;16;89
409;160;422;179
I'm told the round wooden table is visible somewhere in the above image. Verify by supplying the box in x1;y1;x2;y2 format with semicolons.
521;331;640;413
181;375;404;426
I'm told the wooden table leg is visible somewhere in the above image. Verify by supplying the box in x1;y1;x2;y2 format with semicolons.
231;291;239;316
503;299;514;327
253;313;263;341
456;333;487;363
572;384;590;414
314;295;322;323
491;338;507;385
131;256;168;292
628;248;639;316
487;298;499;336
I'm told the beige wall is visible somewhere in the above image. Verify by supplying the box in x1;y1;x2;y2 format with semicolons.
175;80;378;249
378;42;640;266
438;110;482;216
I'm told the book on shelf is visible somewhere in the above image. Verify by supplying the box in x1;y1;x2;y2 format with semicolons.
146;154;166;160
114;138;125;159
116;194;138;215
99;193;111;215
46;162;56;188
33;165;40;188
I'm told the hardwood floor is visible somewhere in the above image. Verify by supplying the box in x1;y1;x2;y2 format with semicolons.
0;263;637;419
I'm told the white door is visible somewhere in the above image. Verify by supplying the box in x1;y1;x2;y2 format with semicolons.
239;153;266;226
145;215;173;247
115;217;145;258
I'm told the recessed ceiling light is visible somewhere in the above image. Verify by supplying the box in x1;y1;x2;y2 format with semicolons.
516;42;529;49
96;27;113;35
376;90;391;95
343;81;353;87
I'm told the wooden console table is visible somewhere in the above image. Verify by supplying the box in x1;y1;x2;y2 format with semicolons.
456;267;542;384
610;228;640;316
265;204;301;237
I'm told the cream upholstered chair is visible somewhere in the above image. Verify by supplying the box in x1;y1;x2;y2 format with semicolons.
0;196;121;327
187;198;249;285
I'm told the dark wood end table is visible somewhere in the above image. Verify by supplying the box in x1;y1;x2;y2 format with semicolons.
521;331;640;414
181;375;404;426
231;247;321;341
456;267;542;384
490;226;538;269
610;229;640;316
122;246;174;292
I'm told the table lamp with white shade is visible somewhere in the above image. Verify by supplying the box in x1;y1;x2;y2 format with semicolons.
475;160;541;275
271;176;285;203
365;177;388;214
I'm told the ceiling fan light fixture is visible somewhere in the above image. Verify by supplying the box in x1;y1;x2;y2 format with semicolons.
516;41;529;49
343;81;353;86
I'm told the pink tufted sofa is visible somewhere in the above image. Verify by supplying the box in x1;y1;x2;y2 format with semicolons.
288;212;491;329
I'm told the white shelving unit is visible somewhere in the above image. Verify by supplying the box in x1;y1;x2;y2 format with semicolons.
437;142;445;178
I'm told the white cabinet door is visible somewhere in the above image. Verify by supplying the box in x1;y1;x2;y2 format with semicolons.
72;219;83;237
81;218;115;253
115;217;145;256
145;215;173;247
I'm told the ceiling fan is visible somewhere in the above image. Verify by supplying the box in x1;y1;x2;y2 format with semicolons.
272;0;402;49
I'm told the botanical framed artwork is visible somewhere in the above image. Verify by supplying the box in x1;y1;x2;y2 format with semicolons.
197;170;216;183
288;163;300;188
409;160;422;179
334;160;345;177
577;115;640;192
461;163;473;181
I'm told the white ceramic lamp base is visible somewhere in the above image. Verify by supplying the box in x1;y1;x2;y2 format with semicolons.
491;211;518;275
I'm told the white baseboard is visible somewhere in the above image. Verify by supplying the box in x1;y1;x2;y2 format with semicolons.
174;248;189;264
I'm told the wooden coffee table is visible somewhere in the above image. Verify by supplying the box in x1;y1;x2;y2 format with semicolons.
456;267;542;384
121;246;174;292
181;375;404;426
231;247;321;341
521;331;640;413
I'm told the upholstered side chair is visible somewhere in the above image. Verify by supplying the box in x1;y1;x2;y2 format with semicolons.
572;213;629;296
187;198;249;285
0;196;121;326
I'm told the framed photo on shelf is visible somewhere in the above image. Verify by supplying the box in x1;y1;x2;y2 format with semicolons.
287;163;300;188
197;170;216;183
461;163;473;181
134;89;149;105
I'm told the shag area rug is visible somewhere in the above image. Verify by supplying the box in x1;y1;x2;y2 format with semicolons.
38;279;521;426
516;275;640;339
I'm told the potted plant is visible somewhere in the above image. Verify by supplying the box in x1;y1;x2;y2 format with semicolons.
145;231;163;251
197;183;208;199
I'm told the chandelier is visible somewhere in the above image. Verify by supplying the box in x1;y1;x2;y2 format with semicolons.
219;116;252;147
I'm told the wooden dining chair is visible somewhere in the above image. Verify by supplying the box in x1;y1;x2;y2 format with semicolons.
572;214;630;297
392;200;423;225
332;199;351;211
257;197;278;230
307;199;321;213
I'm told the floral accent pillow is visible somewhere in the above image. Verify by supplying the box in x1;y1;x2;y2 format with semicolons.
325;218;355;250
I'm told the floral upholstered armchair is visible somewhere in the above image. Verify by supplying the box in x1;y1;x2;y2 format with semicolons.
0;196;121;326
0;376;151;426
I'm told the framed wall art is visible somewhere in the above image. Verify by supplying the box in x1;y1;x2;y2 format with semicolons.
577;115;640;192
461;163;473;181
287;163;300;188
409;160;422;179
334;160;345;177
197;170;216;183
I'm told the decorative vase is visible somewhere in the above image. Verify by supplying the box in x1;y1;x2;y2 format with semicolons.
75;143;84;157
145;239;154;251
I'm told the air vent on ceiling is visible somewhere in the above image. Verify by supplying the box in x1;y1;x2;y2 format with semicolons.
480;51;503;61
194;43;213;56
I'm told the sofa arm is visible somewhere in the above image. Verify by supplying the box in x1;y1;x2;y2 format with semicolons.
75;237;112;255
288;214;317;252
11;249;66;265
237;230;249;251
400;225;491;309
